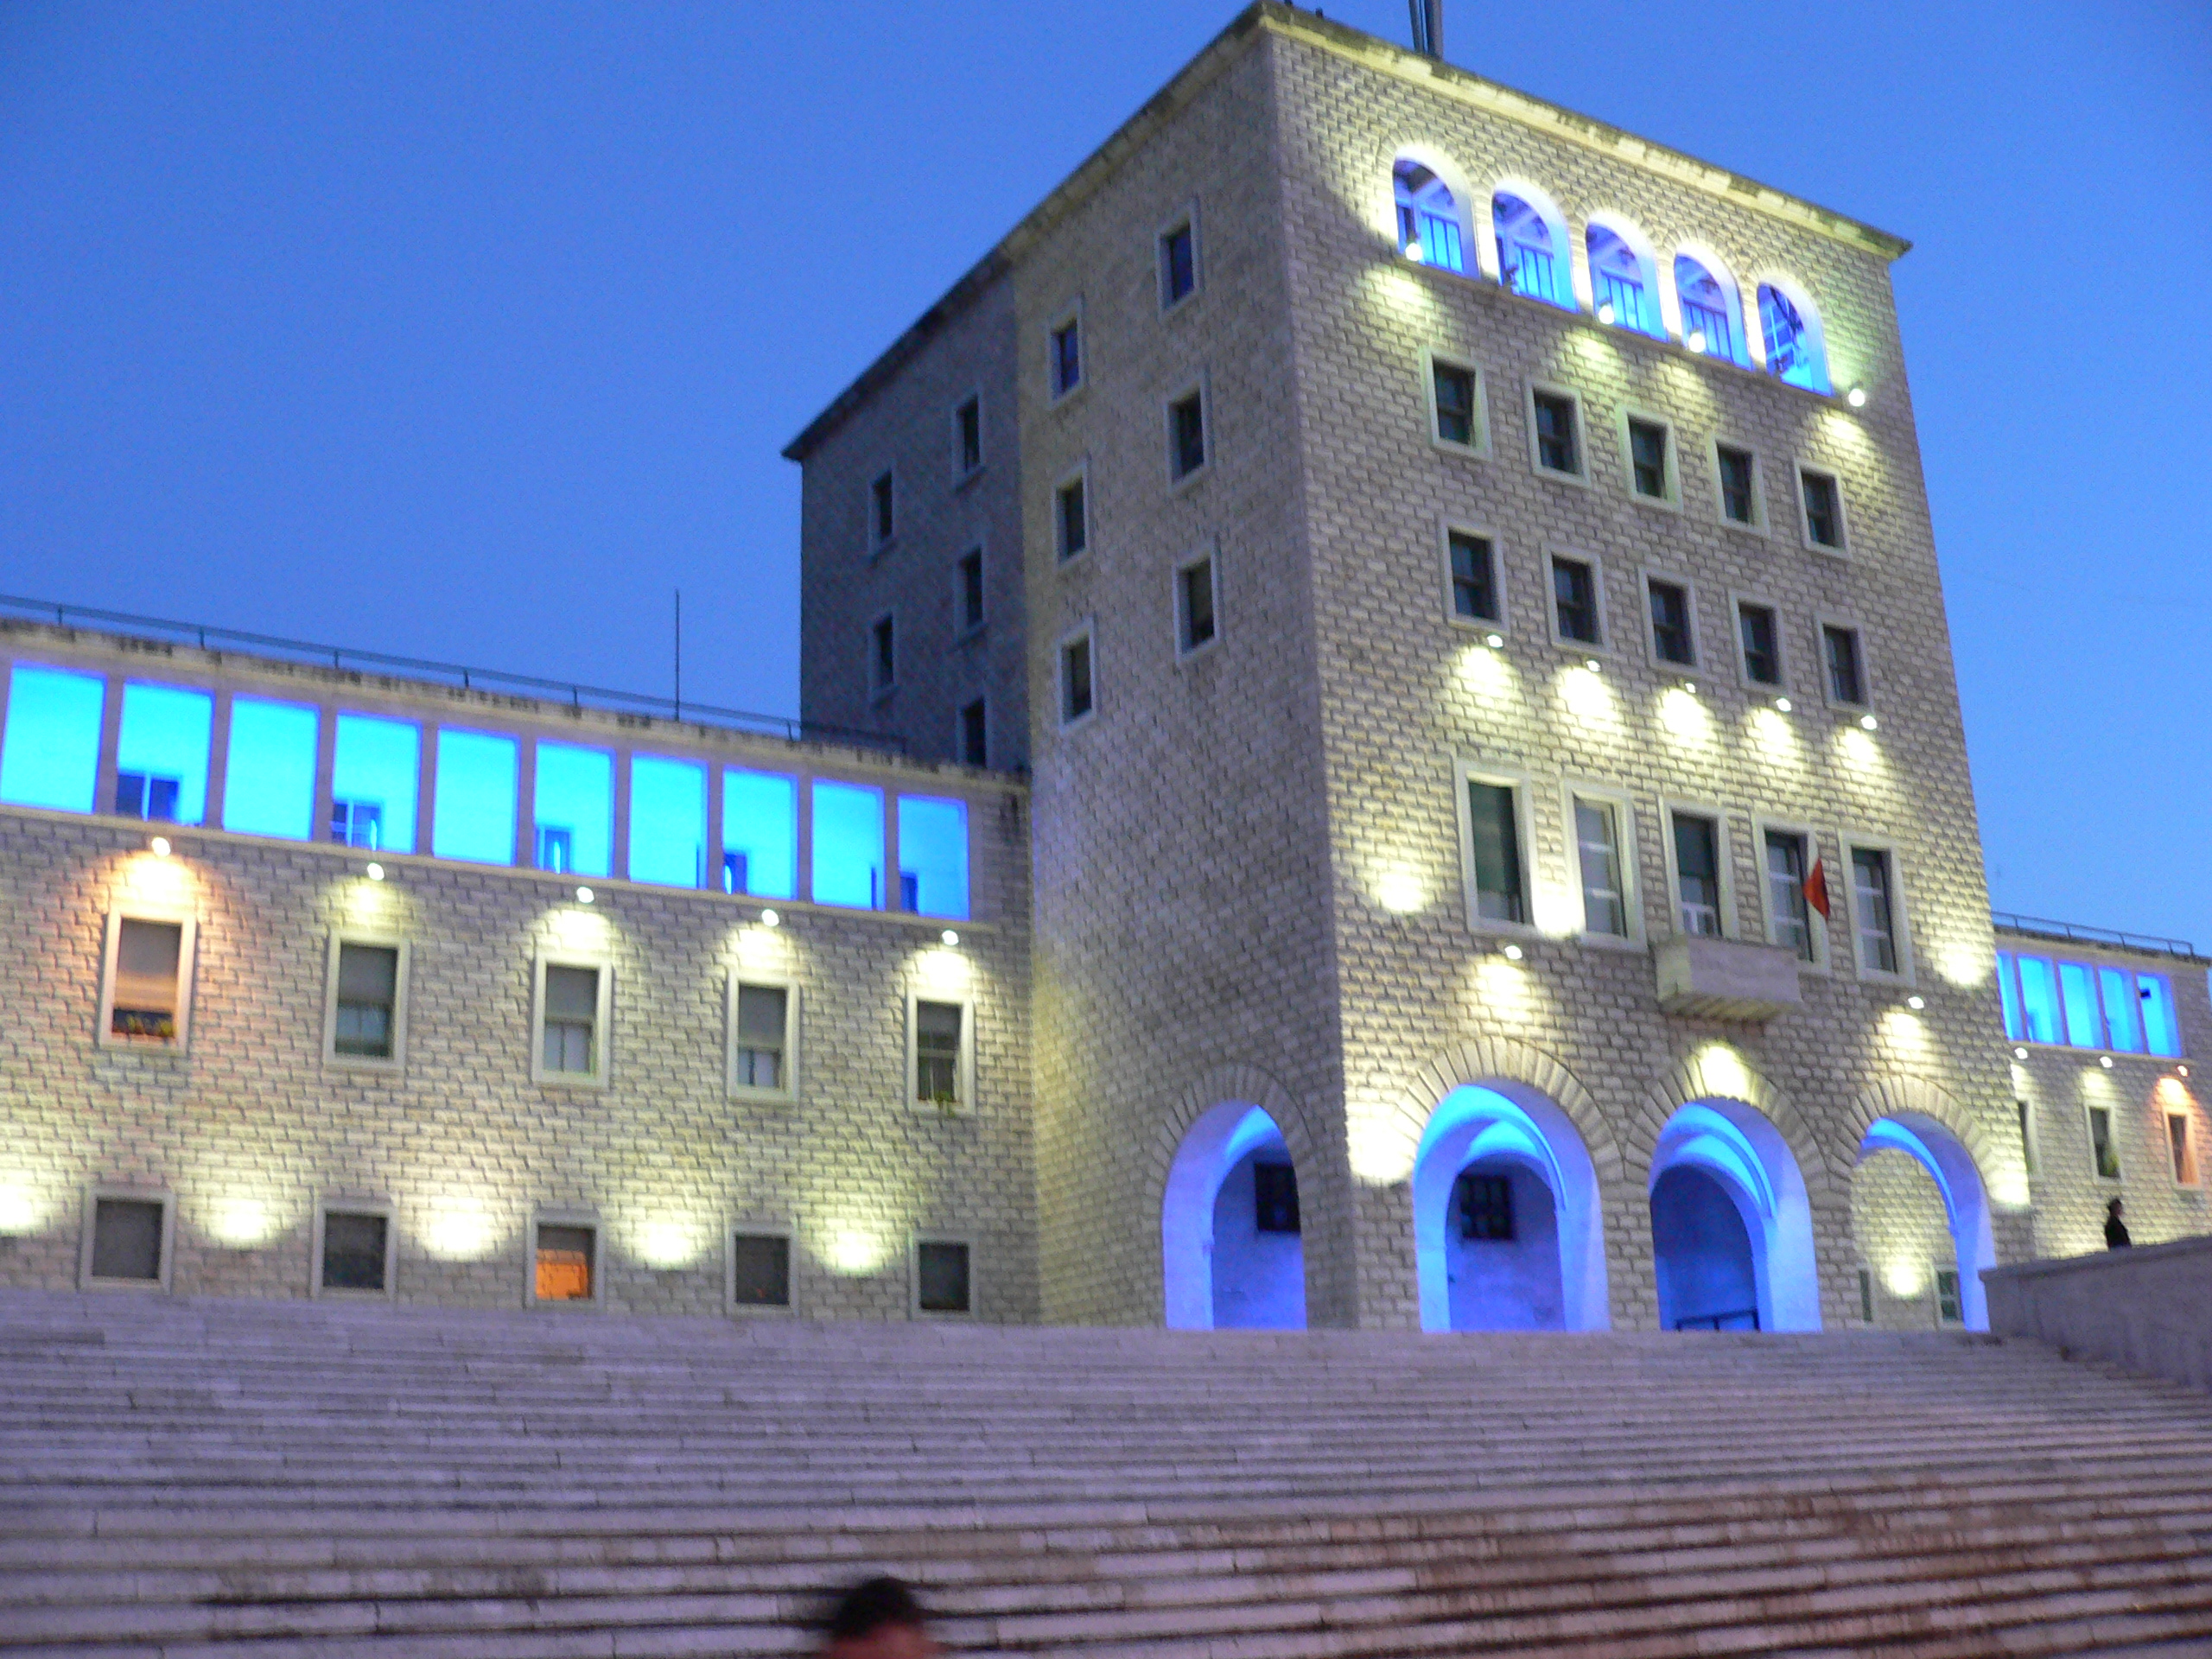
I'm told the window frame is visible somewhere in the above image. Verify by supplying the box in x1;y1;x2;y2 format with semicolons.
1173;541;1221;663
321;931;410;1073
950;391;984;483
868;610;898;701
2167;1109;2201;1188
1816;614;1873;712
954;545;987;639
1440;521;1506;634
97;908;198;1054
1046;301;1085;404
726;1222;799;1316
867;467;896;556
1547;549;1609;652
1640;569;1701;674
1052;460;1091;564
1422;348;1490;459
1524;381;1589;486
2084;1103;2123;1185
1057;620;1097;732
1660;798;1738;941
1794;459;1850;555
727;974;799;1103
531;952;613;1090
1752;817;1832;973
911;1233;978;1319
528;1209;602;1309
1840;833;1915;985
1617;407;1681;510
311;1198;397;1301
1560;779;1644;948
1710;439;1769;535
1731;593;1787;692
1164;375;1211;490
957;696;988;768
79;1185;175;1292
1450;756;1539;938
906;988;976;1118
1156;203;1201;315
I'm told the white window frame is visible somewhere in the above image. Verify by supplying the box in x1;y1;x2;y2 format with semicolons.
1523;380;1589;486
2084;1103;2123;1185
1710;438;1769;534
79;1185;175;1292
1730;590;1788;693
1547;547;1610;653
1173;541;1222;663
1046;302;1085;405
910;1231;979;1319
1840;833;1916;985
1618;407;1681;510
1451;756;1539;938
2168;1109;2201;1188
97;908;198;1053
1156;201;1202;315
1640;568;1701;675
726;1221;799;1316
1057;620;1097;732
1751;816;1831;973
1164;373;1212;491
528;1209;603;1309
957;695;988;769
868;609;897;700
1560;780;1643;948
1441;521;1507;635
531;952;613;1090
1052;460;1091;565
954;544;987;639
311;1198;397;1301
950;390;984;483
867;466;896;556
1660;798;1738;941
1815;613;1873;711
727;975;798;1103
1794;458;1850;555
906;988;976;1118
1422;348;1490;459
321;931;410;1073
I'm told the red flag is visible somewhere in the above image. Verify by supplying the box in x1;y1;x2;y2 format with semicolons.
1803;860;1832;920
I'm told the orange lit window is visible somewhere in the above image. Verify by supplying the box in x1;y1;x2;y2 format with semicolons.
535;1224;594;1301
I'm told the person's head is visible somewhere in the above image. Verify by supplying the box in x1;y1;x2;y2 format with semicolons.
2108;1198;2125;1217
821;1576;937;1658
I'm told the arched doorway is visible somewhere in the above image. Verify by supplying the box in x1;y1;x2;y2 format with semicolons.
1161;1100;1306;1330
1649;1099;1821;1332
1853;1114;1995;1331
1410;1084;1610;1332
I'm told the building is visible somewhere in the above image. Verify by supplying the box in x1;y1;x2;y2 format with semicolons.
1;3;2204;1329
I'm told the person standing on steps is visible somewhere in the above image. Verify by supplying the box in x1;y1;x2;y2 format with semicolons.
819;1576;940;1659
2104;1198;2133;1249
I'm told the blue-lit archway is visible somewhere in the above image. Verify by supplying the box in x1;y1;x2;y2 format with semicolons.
1649;1098;1821;1332
1161;1099;1306;1331
1855;1113;1996;1331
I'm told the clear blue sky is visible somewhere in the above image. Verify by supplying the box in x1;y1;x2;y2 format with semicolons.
2;3;2207;939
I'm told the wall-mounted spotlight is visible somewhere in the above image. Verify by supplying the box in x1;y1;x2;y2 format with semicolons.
1847;386;1868;408
365;862;385;882
1685;328;1707;353
1774;696;1793;713
1403;240;1426;264
2013;1046;2029;1060
1582;658;1601;675
575;886;594;905
759;908;781;928
941;929;960;948
149;836;172;858
1859;714;1879;732
1501;943;1524;962
2179;1064;2191;1079
1484;632;1503;649
2099;1054;2115;1070
1905;995;1925;1010
1596;302;1617;326
1681;681;1698;696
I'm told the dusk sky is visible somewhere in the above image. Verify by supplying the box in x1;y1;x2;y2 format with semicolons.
3;3;2206;942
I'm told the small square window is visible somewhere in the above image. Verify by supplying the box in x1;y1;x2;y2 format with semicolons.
319;1209;391;1294
2088;1105;2121;1180
1800;467;1846;550
1448;531;1499;625
1049;315;1083;399
2170;1112;2199;1185
1060;629;1095;727
1253;1162;1300;1234
915;1238;972;1314
1627;418;1672;500
954;395;982;477
101;912;194;1050
959;697;988;767
1054;471;1088;561
534;960;607;1087
86;1194;168;1287
914;998;965;1109
1573;795;1631;938
1716;443;1761;527
1823;624;1866;706
1552;556;1600;645
1648;578;1694;666
1159;218;1197;309
868;471;895;550
1738;602;1782;686
870;614;897;695
730;981;793;1097
731;1231;792;1309
1176;552;1217;656
1168;389;1207;480
1529;389;1581;477
1456;1171;1514;1240
327;938;405;1066
1463;776;1527;925
534;1222;596;1304
957;549;985;633
1431;359;1481;449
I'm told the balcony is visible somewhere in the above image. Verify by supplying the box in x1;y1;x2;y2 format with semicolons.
1653;933;1802;1022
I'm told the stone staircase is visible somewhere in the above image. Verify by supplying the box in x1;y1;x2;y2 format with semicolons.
1;1293;2209;1656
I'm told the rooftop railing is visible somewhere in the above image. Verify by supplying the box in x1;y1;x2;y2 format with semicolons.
1991;911;2196;959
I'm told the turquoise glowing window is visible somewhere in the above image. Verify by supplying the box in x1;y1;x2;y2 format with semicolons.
532;743;612;877
629;754;705;887
2015;956;2062;1046
1996;952;2024;1040
2099;967;2144;1054
1758;283;1829;393
722;768;796;899
1492;192;1570;308
330;714;418;853
0;664;105;812
222;697;319;841
2003;950;2183;1058
2058;962;2101;1048
897;796;969;919
811;779;884;909
1674;255;1744;364
2139;975;2181;1058
114;683;213;826
430;728;518;865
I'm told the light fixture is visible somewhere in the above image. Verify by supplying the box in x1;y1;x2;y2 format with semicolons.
1502;943;1524;962
1681;681;1697;696
1484;632;1504;649
2179;1065;2191;1079
1847;386;1868;408
2099;1055;2114;1070
759;907;781;928
365;862;385;882
1685;328;1707;353
1403;240;1425;264
1583;658;1601;674
1774;696;1793;713
1905;995;1925;1011
149;836;171;857
1859;714;1879;732
575;886;594;905
941;929;960;947
1596;301;1617;326
2013;1046;2029;1060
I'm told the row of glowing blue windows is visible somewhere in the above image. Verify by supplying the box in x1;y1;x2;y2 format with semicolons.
1994;950;2182;1058
0;665;969;919
1392;164;1830;395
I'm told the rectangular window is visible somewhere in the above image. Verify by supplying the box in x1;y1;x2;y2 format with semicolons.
1858;1267;1874;1324
2016;955;2062;1045
1648;579;1694;665
2139;974;2182;1058
955;395;982;476
88;1196;167;1285
533;742;613;877
537;963;604;1084
2059;962;2102;1048
1253;1163;1300;1234
2171;1113;2200;1185
1801;467;1845;549
103;914;192;1047
810;779;885;908
1465;780;1526;925
1936;1269;1962;1325
1851;847;1900;975
115;682;213;826
1159;218;1197;308
1764;830;1814;962
1177;553;1217;654
629;755;705;888
0;664;105;812
1552;556;1600;644
319;1210;390;1294
1738;603;1782;686
1060;630;1094;726
869;470;894;550
221;697;318;841
2088;1104;2121;1181
1531;390;1580;476
915;1239;972;1314
2018;1098;2037;1178
1456;1172;1514;1241
1823;626;1866;705
731;982;791;1095
1448;532;1499;624
431;728;518;865
1050;315;1082;398
1432;359;1478;448
957;549;985;632
731;1232;792;1308
331;713;419;853
1055;472;1088;560
1998;952;2024;1040
1628;418;1671;499
897;795;969;919
1716;443;1759;525
914;999;965;1108
959;698;987;767
1672;812;1723;938
1169;389;1206;480
534;1222;596;1303
330;940;402;1063
2099;967;2145;1053
722;768;797;899
870;615;896;694
1573;796;1630;938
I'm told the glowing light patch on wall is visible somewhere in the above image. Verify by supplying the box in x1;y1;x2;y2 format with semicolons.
1455;644;1512;697
1658;685;1713;743
635;1217;707;1270
1836;727;1889;781
118;849;195;906
1375;868;1427;915
335;870;411;930
1747;707;1803;768
821;1223;894;1276
0;1184;44;1235
1934;943;1986;988
912;944;970;990
734;919;794;971
1884;1258;1925;1299
1694;1043;1752;1103
423;1200;500;1262
542;905;613;953
1558;664;1616;725
207;1196;279;1248
1879;1007;1929;1055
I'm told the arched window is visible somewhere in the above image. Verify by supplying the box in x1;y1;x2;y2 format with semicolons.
1393;157;1465;272
1586;224;1662;338
1758;282;1830;393
1674;254;1746;365
1491;191;1571;308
